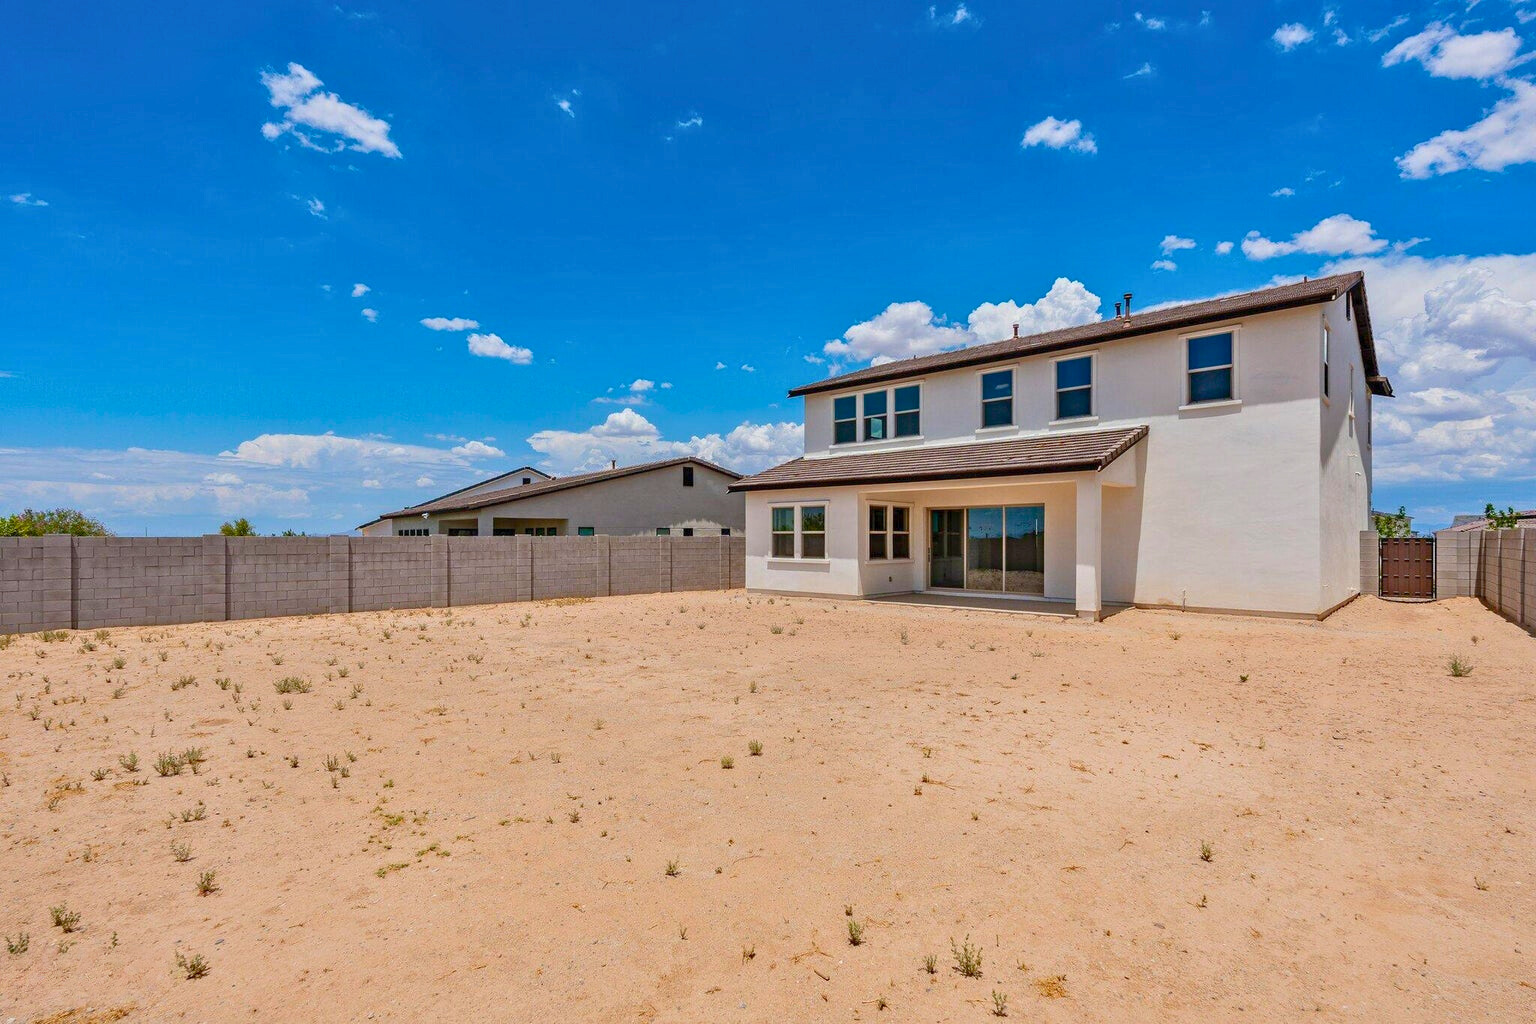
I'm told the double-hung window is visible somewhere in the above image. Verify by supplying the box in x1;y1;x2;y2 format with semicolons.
868;504;911;560
771;507;795;557
981;369;1014;428
893;385;920;437
833;395;857;445
862;390;887;441
800;506;826;558
1055;355;1093;420
1186;331;1235;404
771;505;826;559
869;505;888;559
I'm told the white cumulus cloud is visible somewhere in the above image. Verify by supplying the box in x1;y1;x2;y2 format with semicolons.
420;316;479;331
1159;234;1196;255
361;307;378;322
825;278;1103;368
1021;116;1097;154
1395;78;1536;178
1382;22;1526;80
352;283;370;297
1320;252;1536;482
1273;23;1315;50
1241;214;1390;260
260;62;401;158
526;410;803;475
467;333;533;364
8;193;48;207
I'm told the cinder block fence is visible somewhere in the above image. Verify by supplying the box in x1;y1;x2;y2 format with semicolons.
1358;528;1534;635
0;534;745;634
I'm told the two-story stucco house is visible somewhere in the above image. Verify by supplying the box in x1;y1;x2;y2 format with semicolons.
730;272;1393;620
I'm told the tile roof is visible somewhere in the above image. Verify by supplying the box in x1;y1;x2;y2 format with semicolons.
1443;510;1536;532
729;426;1147;492
379;456;741;519
791;271;1392;399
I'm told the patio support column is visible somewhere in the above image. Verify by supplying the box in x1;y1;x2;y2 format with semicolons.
1075;473;1103;621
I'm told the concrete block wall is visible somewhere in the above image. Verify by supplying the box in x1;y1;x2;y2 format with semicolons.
0;535;746;633
350;538;435;612
1434;528;1534;634
1358;531;1379;597
74;537;205;628
1482;529;1533;632
529;537;604;601
671;535;732;593
226;536;336;621
444;537;524;607
1434;530;1480;599
0;537;71;633
608;537;669;596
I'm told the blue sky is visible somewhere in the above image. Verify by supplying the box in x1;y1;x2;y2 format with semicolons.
4;0;1535;534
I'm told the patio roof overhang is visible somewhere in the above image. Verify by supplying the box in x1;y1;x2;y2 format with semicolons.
728;425;1148;493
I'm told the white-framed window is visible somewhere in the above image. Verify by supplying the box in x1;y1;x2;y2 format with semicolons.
1053;353;1094;420
831;384;922;446
980;368;1014;427
771;504;827;559
862;389;887;441
893;385;920;437
1185;330;1236;405
833;395;857;445
867;503;911;560
1321;321;1331;399
397;527;429;536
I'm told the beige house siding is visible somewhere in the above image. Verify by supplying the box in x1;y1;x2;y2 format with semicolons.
377;461;744;538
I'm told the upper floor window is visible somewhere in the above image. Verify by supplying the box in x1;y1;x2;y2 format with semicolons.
683;465;694;487
833;395;857;445
832;384;922;445
1321;323;1331;399
981;369;1014;428
522;476;532;485
894;385;920;437
862;390;887;441
1054;355;1094;420
1187;331;1234;404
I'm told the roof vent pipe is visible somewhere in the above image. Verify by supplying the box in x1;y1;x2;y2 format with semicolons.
610;459;617;470
1114;301;1122;318
1123;292;1133;319
1012;323;1019;338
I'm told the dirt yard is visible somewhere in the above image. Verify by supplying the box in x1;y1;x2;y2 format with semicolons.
0;593;1531;1023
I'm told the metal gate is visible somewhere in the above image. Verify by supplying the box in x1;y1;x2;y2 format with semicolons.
1380;537;1435;599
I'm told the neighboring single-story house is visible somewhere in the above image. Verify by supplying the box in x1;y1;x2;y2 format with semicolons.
359;456;745;537
1446;509;1536;531
730;272;1391;620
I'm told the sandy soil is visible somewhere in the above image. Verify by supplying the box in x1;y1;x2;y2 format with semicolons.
0;593;1531;1023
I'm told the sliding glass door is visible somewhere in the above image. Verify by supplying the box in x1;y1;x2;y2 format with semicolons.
928;510;965;588
929;505;1044;595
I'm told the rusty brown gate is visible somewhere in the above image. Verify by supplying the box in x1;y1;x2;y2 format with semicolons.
1379;537;1435;599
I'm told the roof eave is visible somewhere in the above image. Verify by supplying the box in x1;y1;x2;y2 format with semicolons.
788;275;1367;399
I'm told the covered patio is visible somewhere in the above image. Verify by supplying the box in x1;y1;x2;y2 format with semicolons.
737;425;1149;620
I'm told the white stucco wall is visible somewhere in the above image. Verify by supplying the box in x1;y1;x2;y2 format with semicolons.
1317;293;1373;611
756;300;1354;615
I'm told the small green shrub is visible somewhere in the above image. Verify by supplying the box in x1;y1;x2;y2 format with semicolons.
951;934;982;978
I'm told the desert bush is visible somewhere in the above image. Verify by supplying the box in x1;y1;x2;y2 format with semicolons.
952;935;982;977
